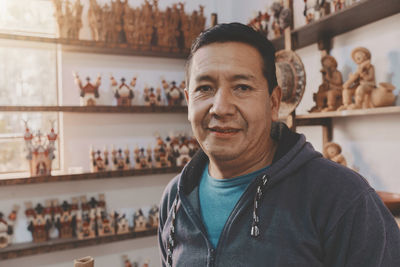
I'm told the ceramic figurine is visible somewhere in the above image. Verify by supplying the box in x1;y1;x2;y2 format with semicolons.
111;146;130;171
52;0;83;39
76;196;96;239
340;47;376;110
166;81;184;106
123;255;133;267
323;142;347;166
333;0;346;11
133;209;147;232
55;200;76;239
0;205;19;248
310;55;343;112
90;146;109;172
111;76;136;106
97;195;115;237
176;136;191;167
142;260;150;267
24;121;58;177
270;1;291;38
134;146;152;169
154;136;170;168
147;205;159;229
115;212;130;235
27;203;52;242
304;0;331;23
144;86;158;106
73;72;101;106
188;136;200;158
248;11;270;37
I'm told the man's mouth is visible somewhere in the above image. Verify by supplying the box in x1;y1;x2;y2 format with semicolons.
207;127;241;135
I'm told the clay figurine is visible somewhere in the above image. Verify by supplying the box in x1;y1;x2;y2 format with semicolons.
55;200;76;239
27;203;52;242
0;205;19;248
115;212;130;235
166;81;184;106
24;120;58;177
310;55;343;112
111;76;136;106
52;0;83;39
133;209;147;232
323;142;347;166
90;146;109;172
147;205;159;229
111;146;131;170
73;72;101;106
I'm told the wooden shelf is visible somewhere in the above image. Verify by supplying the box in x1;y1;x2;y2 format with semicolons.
0;228;157;260
0;32;188;59
295;106;400;126
271;0;400;50
0;166;182;186
0;105;188;113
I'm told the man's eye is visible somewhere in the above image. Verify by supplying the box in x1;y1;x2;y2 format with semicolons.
196;85;213;92
236;84;252;91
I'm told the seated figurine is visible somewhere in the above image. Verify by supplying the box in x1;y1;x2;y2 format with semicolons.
339;47;375;110
323;142;347;167
310;55;343;112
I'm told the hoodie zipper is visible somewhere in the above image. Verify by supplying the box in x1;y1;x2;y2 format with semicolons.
213;173;270;265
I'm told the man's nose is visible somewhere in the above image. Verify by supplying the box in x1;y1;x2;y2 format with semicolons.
209;87;235;117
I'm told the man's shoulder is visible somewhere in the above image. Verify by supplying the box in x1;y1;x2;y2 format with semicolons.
305;156;371;192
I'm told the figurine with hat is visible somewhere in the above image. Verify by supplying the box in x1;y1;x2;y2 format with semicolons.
310;55;343;112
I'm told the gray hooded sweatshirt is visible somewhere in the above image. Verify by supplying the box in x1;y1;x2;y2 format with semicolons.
158;123;400;266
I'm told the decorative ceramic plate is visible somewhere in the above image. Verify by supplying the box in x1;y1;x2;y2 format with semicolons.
275;50;306;118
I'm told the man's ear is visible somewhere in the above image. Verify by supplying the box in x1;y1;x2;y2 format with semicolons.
270;86;281;121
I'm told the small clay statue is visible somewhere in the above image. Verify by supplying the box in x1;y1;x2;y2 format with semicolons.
323;142;347;166
339;47;375;110
310;55;343;112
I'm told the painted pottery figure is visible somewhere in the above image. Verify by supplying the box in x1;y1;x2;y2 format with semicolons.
310;55;343;112
323;142;347;166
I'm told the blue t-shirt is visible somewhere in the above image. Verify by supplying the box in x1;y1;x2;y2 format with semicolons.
199;163;269;248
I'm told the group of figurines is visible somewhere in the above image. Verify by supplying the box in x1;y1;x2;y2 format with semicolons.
0;205;19;248
24;193;159;243
122;255;150;267
74;73;185;107
23;121;58;177
248;0;292;40
303;0;361;24
90;134;199;172
53;0;206;52
309;47;397;113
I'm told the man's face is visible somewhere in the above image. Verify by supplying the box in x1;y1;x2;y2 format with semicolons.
185;42;280;163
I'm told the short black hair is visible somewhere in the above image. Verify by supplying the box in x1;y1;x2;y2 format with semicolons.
185;22;278;94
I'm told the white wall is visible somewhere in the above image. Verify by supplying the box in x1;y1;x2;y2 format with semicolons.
1;1;399;266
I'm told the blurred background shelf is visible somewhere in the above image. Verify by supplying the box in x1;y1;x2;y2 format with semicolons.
0;105;188;113
0;166;182;186
0;32;188;58
0;228;157;260
271;0;400;50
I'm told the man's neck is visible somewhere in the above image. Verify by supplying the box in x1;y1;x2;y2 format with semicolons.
208;141;277;179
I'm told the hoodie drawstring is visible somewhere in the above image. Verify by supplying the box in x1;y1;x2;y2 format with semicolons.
166;173;269;266
167;192;179;267
251;174;269;238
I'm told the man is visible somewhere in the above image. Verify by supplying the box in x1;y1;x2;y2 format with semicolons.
158;23;400;267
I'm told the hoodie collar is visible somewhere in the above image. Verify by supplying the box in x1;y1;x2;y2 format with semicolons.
177;122;321;195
